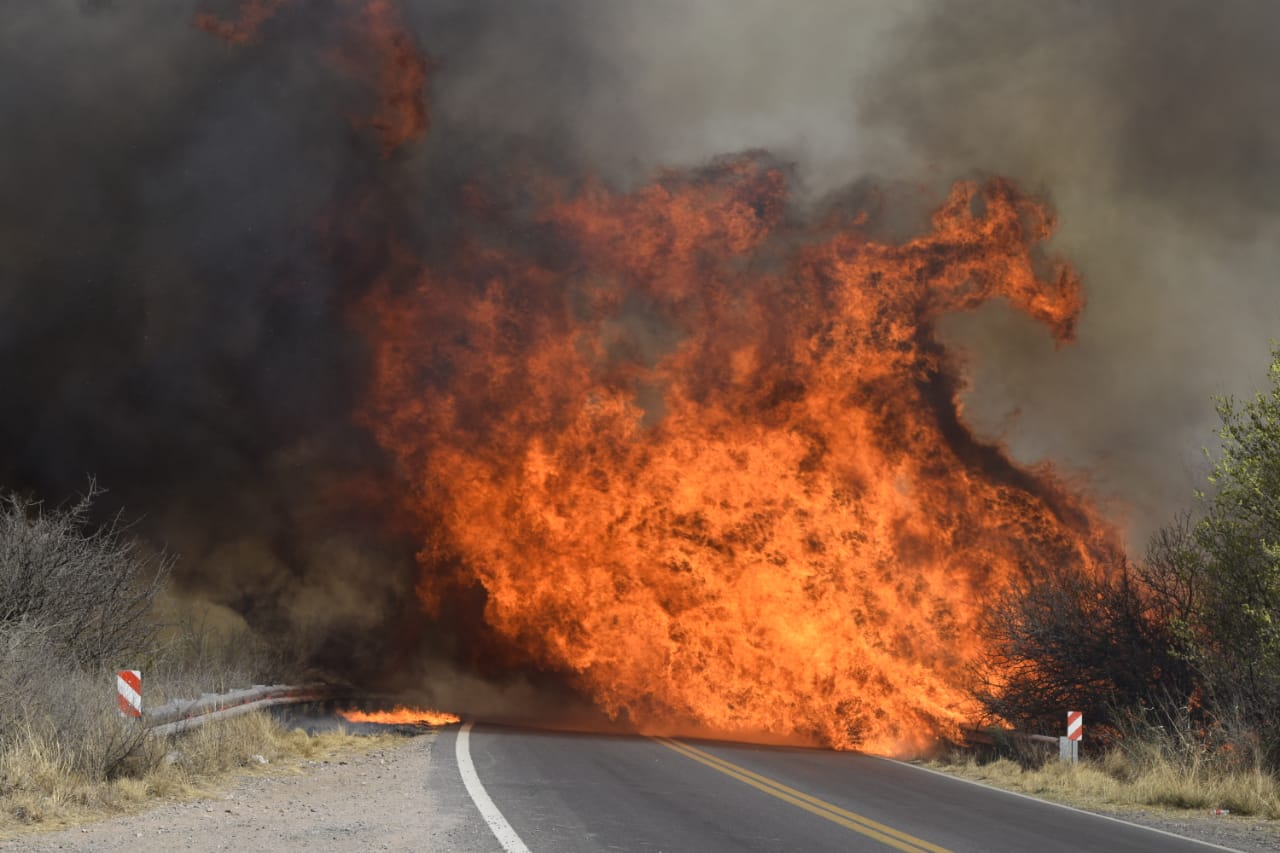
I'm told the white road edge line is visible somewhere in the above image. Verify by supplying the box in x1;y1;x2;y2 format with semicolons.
882;757;1243;853
456;721;533;853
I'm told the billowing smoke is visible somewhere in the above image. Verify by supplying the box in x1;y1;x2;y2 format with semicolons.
0;0;433;673
858;0;1280;539
3;0;1277;703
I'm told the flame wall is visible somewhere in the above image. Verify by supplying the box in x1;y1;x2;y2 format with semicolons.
359;157;1122;750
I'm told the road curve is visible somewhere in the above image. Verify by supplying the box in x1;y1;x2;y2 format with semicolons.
425;723;1237;853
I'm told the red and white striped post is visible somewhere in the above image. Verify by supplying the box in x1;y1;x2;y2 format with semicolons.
1059;710;1083;764
116;670;142;719
1067;710;1083;742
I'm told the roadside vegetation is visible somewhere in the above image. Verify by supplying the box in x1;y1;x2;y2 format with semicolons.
0;484;384;834
0;707;397;833
967;345;1280;816
933;724;1280;819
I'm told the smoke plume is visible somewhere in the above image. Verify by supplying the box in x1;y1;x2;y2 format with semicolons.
3;1;1277;712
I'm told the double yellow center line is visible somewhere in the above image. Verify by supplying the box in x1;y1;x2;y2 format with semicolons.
654;738;952;853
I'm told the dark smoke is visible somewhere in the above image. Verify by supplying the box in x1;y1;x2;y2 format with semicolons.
2;0;1276;692
0;0;425;673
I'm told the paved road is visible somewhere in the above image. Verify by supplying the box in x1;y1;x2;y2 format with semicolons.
426;723;1237;853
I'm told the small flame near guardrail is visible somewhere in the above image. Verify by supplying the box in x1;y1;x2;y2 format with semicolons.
338;706;461;726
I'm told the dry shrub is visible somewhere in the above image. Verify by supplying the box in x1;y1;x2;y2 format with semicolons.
147;599;296;703
0;483;171;671
0;619;56;728
1100;707;1280;817
0;718;153;828
0;710;401;832
0;483;295;830
0;482;386;833
17;668;150;778
0;484;168;807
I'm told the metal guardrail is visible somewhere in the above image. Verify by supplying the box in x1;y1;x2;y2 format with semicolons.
144;683;339;737
963;726;1059;747
964;725;1084;763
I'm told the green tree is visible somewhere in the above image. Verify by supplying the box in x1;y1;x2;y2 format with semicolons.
1189;345;1280;750
976;347;1280;759
976;558;1195;741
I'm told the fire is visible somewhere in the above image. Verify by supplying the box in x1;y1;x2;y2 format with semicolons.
339;706;461;726
196;0;429;155
360;155;1123;753
195;0;292;46
330;0;432;155
196;2;1121;753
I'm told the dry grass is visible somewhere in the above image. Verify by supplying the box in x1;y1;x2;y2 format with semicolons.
931;747;1280;819
145;597;300;703
0;711;402;836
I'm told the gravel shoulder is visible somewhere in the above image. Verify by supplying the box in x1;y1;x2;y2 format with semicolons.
0;730;471;853
1085;805;1280;853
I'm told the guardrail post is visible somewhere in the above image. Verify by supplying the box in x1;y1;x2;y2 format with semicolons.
1059;711;1082;764
117;669;143;719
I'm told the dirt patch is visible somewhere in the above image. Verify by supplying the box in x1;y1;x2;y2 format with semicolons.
0;730;466;852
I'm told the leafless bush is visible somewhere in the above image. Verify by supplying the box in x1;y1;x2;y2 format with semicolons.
0;481;171;670
0;617;56;727
975;559;1196;742
1140;511;1206;626
149;602;293;702
0;482;172;790
0;482;329;826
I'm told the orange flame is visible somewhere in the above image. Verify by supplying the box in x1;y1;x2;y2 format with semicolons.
338;706;461;726
196;0;429;156
350;0;432;155
359;155;1123;753
195;0;292;46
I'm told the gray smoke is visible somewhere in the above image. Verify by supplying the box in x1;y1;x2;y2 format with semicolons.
855;0;1280;541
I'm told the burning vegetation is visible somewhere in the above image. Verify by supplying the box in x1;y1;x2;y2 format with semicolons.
358;157;1123;752
27;0;1280;766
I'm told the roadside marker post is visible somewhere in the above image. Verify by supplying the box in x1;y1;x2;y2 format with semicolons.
1059;710;1082;764
117;670;142;719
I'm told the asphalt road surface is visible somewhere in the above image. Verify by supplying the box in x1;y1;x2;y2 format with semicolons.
425;722;1237;853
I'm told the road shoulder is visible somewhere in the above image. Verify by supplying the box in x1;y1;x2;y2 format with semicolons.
907;760;1280;853
0;730;468;852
